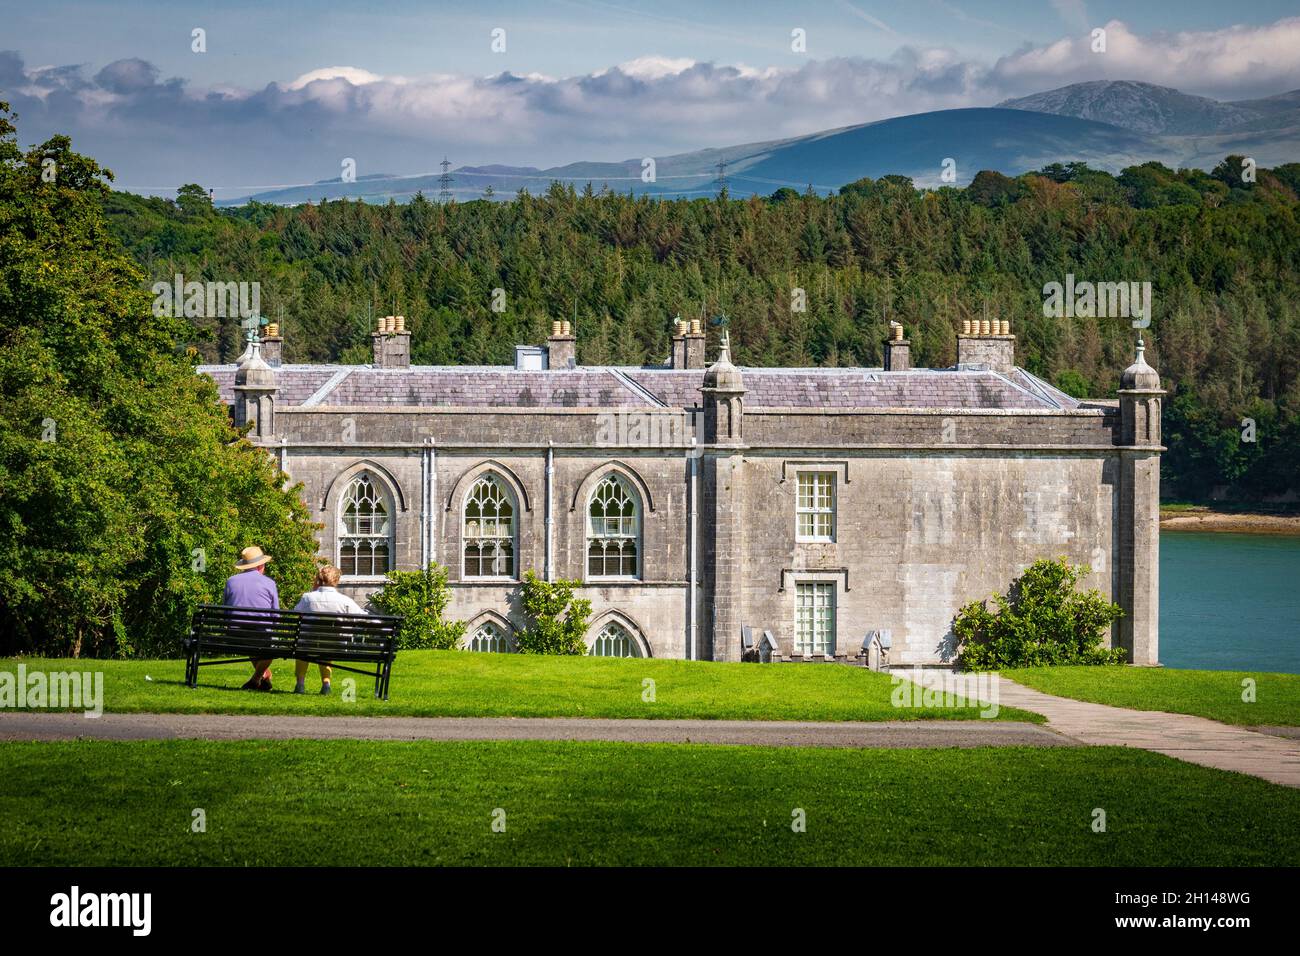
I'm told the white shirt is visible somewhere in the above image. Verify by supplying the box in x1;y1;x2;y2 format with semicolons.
294;586;368;616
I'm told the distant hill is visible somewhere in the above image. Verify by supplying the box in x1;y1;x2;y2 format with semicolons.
997;80;1258;135
224;81;1300;206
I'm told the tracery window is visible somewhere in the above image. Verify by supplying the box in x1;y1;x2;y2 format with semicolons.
339;473;392;577
587;474;640;578
463;475;516;578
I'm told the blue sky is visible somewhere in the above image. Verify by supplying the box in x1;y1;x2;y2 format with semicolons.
4;1;1300;196
11;1;1299;82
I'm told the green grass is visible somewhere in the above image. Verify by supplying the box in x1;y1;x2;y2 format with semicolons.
1006;666;1300;726
0;651;1042;722
1;739;1297;866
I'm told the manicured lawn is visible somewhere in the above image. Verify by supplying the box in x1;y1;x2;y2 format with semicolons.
1006;666;1300;726
0;652;1040;722
1;739;1296;866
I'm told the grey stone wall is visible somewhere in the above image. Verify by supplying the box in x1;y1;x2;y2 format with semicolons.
719;450;1118;665
261;398;1153;664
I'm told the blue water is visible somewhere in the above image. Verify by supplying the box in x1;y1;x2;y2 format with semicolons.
1160;532;1300;673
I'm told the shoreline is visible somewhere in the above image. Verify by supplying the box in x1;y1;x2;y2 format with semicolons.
1160;506;1300;536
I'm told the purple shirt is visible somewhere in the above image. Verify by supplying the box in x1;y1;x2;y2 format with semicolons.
222;570;280;609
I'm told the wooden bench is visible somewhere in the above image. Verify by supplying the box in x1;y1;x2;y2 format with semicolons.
184;604;401;699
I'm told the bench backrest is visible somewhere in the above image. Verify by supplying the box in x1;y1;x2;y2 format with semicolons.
190;604;401;660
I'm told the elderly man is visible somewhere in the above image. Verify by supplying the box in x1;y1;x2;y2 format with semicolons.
222;546;280;691
292;565;367;695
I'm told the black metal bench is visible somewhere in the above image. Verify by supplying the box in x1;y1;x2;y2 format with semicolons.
185;604;401;699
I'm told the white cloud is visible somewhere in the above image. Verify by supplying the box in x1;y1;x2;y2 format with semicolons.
5;16;1300;191
286;66;386;91
992;17;1300;95
604;56;696;80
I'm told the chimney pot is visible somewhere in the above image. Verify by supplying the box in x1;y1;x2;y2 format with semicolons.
957;321;1015;374
547;320;576;368
690;318;702;335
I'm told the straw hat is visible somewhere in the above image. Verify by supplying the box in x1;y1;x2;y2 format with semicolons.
234;546;272;571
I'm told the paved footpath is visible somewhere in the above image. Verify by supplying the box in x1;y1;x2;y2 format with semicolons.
906;671;1300;789
0;712;1066;749
3;679;1298;788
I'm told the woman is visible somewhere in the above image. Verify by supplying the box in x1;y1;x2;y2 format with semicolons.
292;565;367;695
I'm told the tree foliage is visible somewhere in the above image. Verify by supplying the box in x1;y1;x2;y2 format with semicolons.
367;562;465;650
515;571;591;655
953;558;1127;671
0;105;320;657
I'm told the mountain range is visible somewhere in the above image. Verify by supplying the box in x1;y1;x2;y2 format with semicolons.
225;80;1300;206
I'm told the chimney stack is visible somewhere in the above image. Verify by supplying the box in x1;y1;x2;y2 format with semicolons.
547;319;577;369
884;322;911;371
261;322;283;367
372;315;411;368
671;316;707;369
957;316;1015;375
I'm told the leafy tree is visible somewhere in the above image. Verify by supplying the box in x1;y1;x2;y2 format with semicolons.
368;563;465;650
966;169;1021;206
953;558;1126;671
1054;369;1091;398
0;104;319;657
515;571;591;654
175;183;213;216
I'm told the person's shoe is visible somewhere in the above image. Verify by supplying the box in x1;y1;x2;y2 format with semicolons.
258;676;273;692
241;677;261;691
293;682;306;694
320;683;331;696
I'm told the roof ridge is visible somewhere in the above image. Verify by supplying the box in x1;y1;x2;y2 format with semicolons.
300;367;354;407
606;367;670;407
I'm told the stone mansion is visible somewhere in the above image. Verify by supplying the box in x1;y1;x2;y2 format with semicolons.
200;316;1164;666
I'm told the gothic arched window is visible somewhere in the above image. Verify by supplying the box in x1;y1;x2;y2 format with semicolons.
339;473;393;577
463;475;516;578
465;620;513;653
587;474;640;578
590;622;641;658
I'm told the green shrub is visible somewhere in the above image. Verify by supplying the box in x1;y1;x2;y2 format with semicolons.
954;557;1126;671
368;563;466;650
515;571;591;655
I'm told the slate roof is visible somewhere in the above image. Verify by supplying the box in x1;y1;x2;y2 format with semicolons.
196;363;1080;412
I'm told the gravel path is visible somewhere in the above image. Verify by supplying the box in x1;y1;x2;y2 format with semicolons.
0;712;1068;749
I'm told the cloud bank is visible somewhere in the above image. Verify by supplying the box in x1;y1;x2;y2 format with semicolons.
2;16;1298;196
